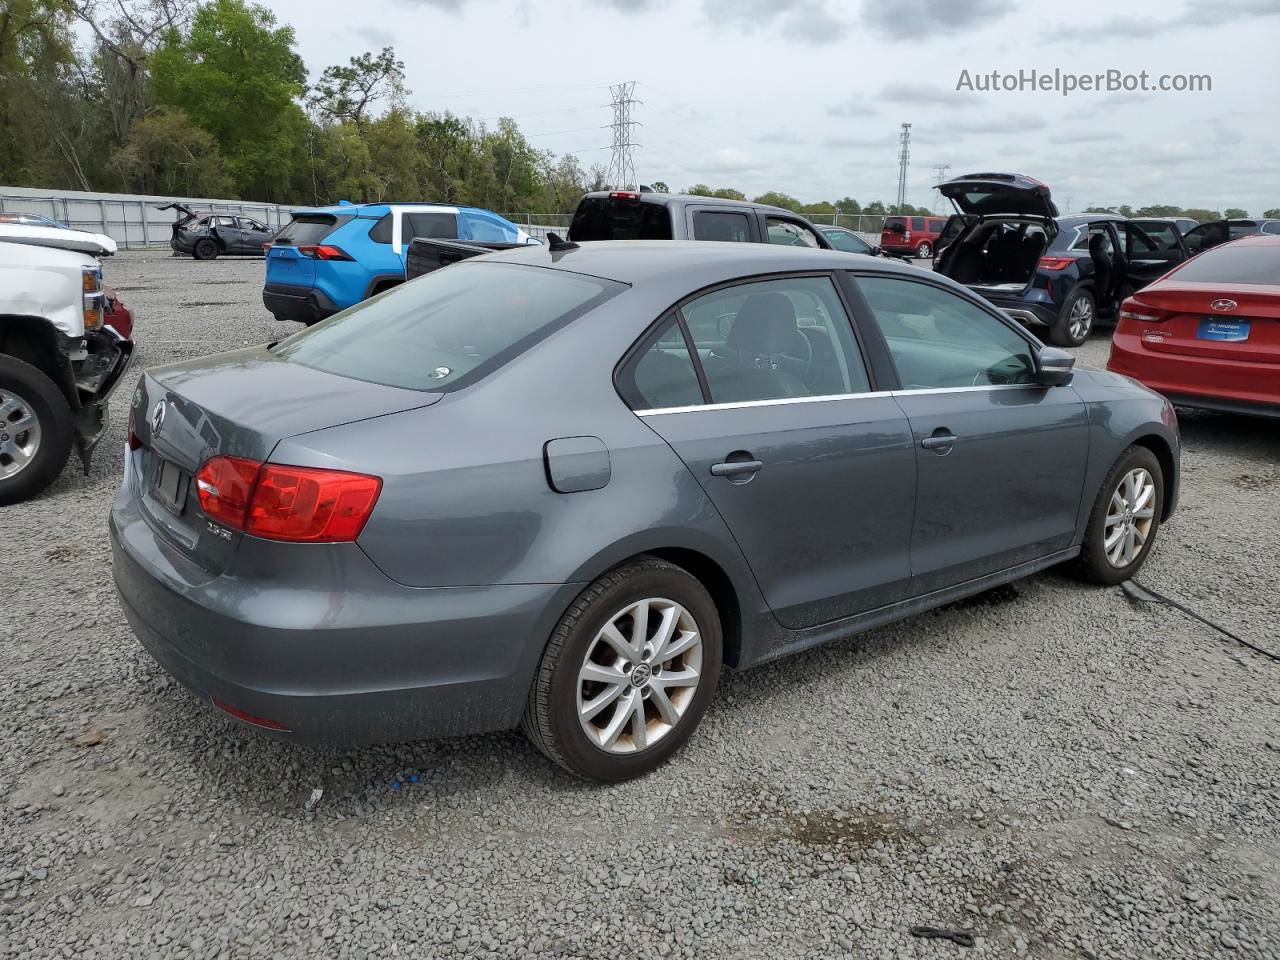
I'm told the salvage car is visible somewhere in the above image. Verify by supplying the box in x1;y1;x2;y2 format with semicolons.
1108;234;1280;417
113;241;1178;781
160;203;273;260
263;202;535;324
933;174;1190;347
0;222;133;504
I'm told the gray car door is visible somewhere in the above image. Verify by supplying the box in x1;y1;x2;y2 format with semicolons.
852;273;1089;593
625;274;917;629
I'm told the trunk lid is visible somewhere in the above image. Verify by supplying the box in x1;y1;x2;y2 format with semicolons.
265;244;317;287
132;345;441;573
937;173;1058;219
1127;283;1280;364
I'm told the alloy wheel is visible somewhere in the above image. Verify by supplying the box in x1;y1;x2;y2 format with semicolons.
1104;467;1156;567
1069;297;1093;341
0;388;42;481
577;597;703;754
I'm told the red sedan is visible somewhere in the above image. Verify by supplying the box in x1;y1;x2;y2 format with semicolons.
1108;234;1280;417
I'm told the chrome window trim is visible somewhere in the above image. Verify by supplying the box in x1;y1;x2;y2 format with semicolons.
635;383;1036;417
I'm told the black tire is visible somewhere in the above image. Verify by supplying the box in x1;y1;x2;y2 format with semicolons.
193;237;219;260
522;557;723;782
1049;287;1095;347
1075;445;1163;585
0;355;74;506
915;241;932;259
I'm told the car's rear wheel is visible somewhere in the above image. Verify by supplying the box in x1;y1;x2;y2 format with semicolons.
1050;287;1095;346
0;356;73;506
193;238;219;260
915;241;932;259
1076;445;1163;585
522;557;722;782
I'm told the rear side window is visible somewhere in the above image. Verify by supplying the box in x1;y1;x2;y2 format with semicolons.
277;214;339;245
1173;242;1280;285
1131;222;1181;252
911;217;925;230
569;197;673;241
406;212;457;240
692;211;751;242
273;263;622;392
617;316;704;411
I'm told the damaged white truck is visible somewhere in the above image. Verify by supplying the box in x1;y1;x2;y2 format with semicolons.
0;223;133;505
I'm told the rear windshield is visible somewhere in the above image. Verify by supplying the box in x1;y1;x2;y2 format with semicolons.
275;214;339;245
1173;242;1280;285
273;263;624;391
569;197;674;241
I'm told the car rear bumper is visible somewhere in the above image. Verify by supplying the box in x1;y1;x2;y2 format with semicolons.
262;283;339;325
1108;333;1280;418
110;493;583;744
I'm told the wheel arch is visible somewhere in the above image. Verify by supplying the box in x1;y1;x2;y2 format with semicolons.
0;316;77;407
1130;433;1177;521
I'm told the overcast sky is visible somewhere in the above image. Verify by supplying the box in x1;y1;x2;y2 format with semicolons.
266;0;1280;214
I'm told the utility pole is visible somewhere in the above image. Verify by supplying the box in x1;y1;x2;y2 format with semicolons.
1065;196;1074;214
931;163;951;214
895;123;912;214
606;82;641;191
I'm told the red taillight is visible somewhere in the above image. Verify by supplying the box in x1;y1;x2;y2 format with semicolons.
262;242;272;252
246;465;382;542
193;456;381;542
296;244;352;261
127;406;141;450
1118;298;1175;324
1038;257;1076;271
195;456;261;529
212;698;291;732
609;191;642;200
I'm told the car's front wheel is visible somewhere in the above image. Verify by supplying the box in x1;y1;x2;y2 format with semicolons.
915;241;932;259
1076;445;1163;585
523;557;722;782
0;356;73;506
193;238;219;260
1050;287;1095;346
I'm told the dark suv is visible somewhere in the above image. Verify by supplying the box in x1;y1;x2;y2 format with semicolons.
933;173;1191;346
567;191;837;248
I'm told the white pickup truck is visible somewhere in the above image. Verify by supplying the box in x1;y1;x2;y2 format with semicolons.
0;223;133;504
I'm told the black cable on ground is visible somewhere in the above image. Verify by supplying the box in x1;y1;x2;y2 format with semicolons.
1121;579;1280;663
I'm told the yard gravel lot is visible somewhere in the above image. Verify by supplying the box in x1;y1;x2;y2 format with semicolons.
2;250;1278;960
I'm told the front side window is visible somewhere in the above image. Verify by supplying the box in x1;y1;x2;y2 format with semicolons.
240;218;267;232
617;316;704;411
765;217;821;248
857;276;1037;389
682;276;869;402
460;212;517;243
693;211;751;242
824;228;871;254
274;263;621;391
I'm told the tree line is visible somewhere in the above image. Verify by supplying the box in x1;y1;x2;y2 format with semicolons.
2;1;1275;219
1083;204;1280;221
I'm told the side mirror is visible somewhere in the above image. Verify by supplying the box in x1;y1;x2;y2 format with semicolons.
1037;346;1075;386
871;245;882;256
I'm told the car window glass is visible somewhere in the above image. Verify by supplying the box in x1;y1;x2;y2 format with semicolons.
569;197;673;241
857;276;1037;389
406;212;457;240
1263;221;1280;235
1130;222;1179;252
681;276;869;403
275;263;621;392
765;218;821;247
618;316;704;411
462;212;517;243
1183;222;1228;253
911;217;925;230
239;218;266;231
368;213;392;243
824;229;870;254
1171;242;1280;285
1068;227;1090;251
692;211;752;242
215;216;236;227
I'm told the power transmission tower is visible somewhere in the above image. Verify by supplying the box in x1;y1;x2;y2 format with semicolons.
606;82;641;190
931;163;951;214
895;123;912;213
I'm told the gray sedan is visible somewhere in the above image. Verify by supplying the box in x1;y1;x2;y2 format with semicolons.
111;241;1179;781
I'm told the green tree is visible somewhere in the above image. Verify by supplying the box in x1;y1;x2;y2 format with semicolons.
1264;208;1280;218
834;196;861;214
309;46;406;132
1224;207;1248;218
685;183;713;196
1134;204;1183;217
1183;208;1221;221
110;107;235;195
862;200;886;216
752;191;801;211
150;0;306;199
711;187;745;200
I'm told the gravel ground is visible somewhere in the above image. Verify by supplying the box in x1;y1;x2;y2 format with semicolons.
2;251;1278;960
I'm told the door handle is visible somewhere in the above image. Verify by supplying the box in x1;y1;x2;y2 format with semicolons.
711;459;763;478
920;431;958;450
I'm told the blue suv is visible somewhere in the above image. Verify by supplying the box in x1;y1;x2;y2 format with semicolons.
263;203;534;324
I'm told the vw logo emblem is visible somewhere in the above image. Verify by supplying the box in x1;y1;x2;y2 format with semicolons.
150;400;167;435
630;662;651;687
1210;299;1237;312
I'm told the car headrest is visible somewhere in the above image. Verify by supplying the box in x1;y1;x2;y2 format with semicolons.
1089;233;1107;254
726;293;799;355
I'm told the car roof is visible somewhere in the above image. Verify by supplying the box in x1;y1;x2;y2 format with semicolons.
289;203;501;217
1056;214;1128;226
477;239;925;286
578;191;798;217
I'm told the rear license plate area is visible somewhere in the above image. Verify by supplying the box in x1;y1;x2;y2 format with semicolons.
1197;318;1250;342
152;458;189;514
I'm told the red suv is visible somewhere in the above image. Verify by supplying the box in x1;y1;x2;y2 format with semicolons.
880;215;947;258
